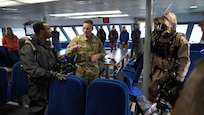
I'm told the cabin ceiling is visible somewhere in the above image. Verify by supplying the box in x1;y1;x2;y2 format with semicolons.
0;0;203;26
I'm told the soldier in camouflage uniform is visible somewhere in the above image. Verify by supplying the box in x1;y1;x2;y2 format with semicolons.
149;12;190;102
66;20;105;84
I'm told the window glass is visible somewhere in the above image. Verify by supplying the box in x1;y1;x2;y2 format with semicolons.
51;27;67;41
75;26;83;35
0;28;2;46
122;25;131;40
177;24;188;35
12;28;26;38
63;27;77;40
189;24;202;43
92;26;97;36
140;22;146;38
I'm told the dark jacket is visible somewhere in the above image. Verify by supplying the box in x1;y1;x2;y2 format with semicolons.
109;30;118;43
19;34;57;102
97;29;106;44
120;30;129;44
131;29;141;42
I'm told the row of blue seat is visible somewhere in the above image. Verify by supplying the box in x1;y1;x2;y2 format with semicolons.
52;41;133;52
47;76;131;115
0;61;28;106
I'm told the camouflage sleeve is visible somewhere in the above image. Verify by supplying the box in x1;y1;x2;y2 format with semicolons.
65;36;79;57
176;36;190;82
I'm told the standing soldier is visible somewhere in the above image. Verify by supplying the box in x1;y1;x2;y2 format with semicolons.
109;25;118;52
97;25;106;45
66;20;105;84
131;24;141;58
120;26;129;50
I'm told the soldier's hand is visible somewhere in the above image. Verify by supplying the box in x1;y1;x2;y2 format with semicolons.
91;54;99;62
73;44;82;51
50;70;67;82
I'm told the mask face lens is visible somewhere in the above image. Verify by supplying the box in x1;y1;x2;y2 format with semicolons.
161;24;167;32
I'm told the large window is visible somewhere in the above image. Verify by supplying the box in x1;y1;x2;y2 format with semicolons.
92;26;97;35
75;26;83;35
189;24;202;43
140;22;146;38
50;27;67;41
0;28;2;46
177;24;188;35
63;27;77;40
12;28;26;38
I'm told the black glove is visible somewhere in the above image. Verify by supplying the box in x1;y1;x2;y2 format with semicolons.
50;70;67;81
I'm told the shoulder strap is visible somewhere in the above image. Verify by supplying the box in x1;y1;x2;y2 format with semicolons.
24;39;37;52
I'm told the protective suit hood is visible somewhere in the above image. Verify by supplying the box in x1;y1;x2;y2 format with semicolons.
162;12;177;32
159;12;177;42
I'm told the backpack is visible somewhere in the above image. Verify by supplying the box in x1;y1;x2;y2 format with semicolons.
18;37;76;75
18;37;37;60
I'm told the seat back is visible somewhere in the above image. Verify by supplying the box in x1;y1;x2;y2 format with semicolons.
85;78;130;115
190;43;204;51
123;53;143;83
185;51;204;80
47;75;87;115
7;61;28;100
0;68;8;106
0;46;13;67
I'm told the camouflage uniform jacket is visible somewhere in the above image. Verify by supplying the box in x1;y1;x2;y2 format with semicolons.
66;34;105;80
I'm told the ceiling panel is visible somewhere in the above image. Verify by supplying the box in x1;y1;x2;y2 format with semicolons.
0;0;203;26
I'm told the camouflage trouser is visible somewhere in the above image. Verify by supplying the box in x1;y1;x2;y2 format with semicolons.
76;64;99;84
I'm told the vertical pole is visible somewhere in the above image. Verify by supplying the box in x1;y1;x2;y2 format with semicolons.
142;0;153;98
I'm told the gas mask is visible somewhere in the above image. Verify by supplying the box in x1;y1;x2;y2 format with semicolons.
156;23;172;39
160;24;173;39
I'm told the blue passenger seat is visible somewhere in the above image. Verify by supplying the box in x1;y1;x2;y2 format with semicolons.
185;51;204;80
0;46;13;67
0;68;8;106
85;78;131;115
47;75;87;115
7;61;28;101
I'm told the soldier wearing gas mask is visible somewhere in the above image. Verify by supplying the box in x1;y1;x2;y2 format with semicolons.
149;12;190;103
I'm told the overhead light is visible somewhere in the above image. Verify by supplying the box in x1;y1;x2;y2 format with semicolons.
17;0;59;4
69;14;129;19
1;8;18;11
49;10;122;17
74;0;92;4
0;1;22;7
190;5;198;9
